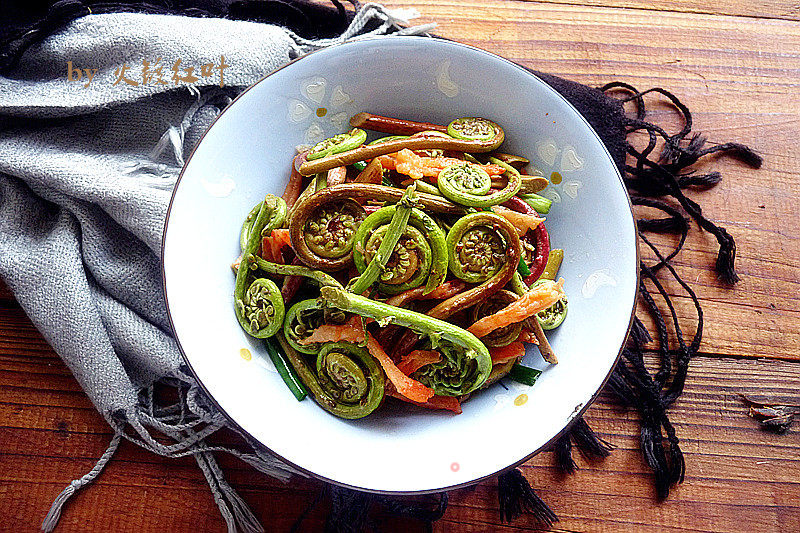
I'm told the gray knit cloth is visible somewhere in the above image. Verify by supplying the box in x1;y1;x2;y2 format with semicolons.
0;5;433;531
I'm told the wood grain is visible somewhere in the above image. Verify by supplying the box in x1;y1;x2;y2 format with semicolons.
1;330;798;532
2;0;800;531
518;0;800;21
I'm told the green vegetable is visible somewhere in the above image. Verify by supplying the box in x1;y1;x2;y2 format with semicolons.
353;161;367;171
275;334;384;419
368;135;409;145
353;199;448;295
446;212;510;284
447;117;500;142
306;128;367;161
517;255;531;277
318;287;492;396
541;249;564;280
233;195;287;338
520;193;553;214
411;179;442;196
314;172;327;192
265;337;308;401
254;257;342;289
531;279;568;330
349;186;414;295
283;299;326;354
437;161;521;208
509;363;542;386
239;201;263;251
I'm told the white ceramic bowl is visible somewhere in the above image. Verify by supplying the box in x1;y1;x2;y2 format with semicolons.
163;36;638;493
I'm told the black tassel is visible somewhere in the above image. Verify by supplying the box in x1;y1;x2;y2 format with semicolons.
325;486;373;533
554;432;577;474
498;469;558;526
604;83;760;285
678;171;722;189
629;316;653;346
570;418;614;460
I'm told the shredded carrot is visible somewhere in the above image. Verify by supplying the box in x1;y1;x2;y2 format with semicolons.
385;279;467;308
298;318;434;403
492;205;544;235
388;390;462;414
298;315;365;345
261;228;291;265
365;336;434;403
375;154;397;170
397;350;441;375
468;279;565;338
393;149;506;180
516;329;538;344
489;341;526;364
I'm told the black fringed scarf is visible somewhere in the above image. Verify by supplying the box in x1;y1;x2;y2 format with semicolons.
2;1;762;530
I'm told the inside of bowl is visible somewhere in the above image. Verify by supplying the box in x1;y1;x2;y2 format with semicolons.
163;36;637;493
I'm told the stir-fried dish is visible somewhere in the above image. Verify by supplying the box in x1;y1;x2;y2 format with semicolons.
232;113;567;419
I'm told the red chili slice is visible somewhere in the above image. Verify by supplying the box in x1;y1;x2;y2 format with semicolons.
502;196;550;283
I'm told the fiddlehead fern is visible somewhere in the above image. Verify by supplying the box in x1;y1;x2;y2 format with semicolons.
318;287;492;396
239;201;262;251
446;117;502;142
289;184;464;270
411;339;484;397
438;161;521;208
306;128;367;160
431;211;522;318
447;212;509;284
234;195;288;338
353;202;448;295
298;118;505;176
305;200;365;260
470;290;523;347
275;334;385;420
283;299;347;355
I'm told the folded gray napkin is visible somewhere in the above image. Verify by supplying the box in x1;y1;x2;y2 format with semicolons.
0;5;432;531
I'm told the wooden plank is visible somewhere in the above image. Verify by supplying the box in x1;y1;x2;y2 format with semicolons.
1;341;798;531
1;2;799;532
517;0;800;21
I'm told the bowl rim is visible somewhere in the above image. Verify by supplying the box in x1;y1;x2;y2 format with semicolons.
161;35;640;495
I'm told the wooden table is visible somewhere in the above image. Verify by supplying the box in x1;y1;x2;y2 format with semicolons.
2;1;799;531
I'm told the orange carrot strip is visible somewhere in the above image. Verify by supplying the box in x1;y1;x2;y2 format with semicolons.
394;148;506;180
468;279;565;338
260;237;275;262
262;229;291;265
492;206;545;235
516;329;539;344
375;154;397;170
297;318;434;403
298;316;365;345
397;350;441;375
365;336;434;403
388;390;462;414
489;341;526;364
385;279;467;308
